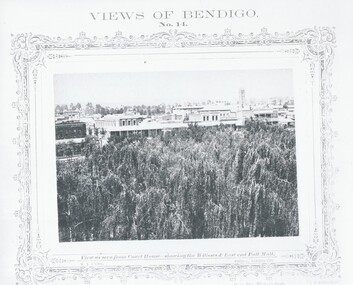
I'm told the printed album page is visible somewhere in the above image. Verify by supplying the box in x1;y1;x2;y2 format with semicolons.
0;1;353;284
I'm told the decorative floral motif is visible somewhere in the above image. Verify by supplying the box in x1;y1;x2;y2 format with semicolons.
12;28;338;284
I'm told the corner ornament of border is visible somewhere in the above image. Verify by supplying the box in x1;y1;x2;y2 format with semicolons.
296;27;336;67
11;33;52;75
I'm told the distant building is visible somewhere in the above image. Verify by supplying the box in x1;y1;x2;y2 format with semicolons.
155;113;183;122
119;114;146;127
95;114;146;129
109;122;169;139
95;114;120;129
55;110;81;122
173;106;204;120
79;115;99;135
285;104;295;120
198;106;232;122
55;121;87;141
188;113;203;123
233;108;253;118
253;108;279;123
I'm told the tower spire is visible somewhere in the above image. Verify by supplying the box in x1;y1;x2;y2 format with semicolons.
239;88;245;109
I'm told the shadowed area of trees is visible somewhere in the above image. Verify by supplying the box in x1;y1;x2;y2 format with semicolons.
57;121;298;242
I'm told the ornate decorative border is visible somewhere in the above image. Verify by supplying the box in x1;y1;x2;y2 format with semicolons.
12;28;338;284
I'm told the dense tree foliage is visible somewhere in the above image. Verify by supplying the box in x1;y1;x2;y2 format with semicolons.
57;121;298;242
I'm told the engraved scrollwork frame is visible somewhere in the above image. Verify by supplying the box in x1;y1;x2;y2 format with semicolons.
11;28;339;284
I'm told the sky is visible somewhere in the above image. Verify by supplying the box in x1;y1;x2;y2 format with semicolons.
54;69;293;106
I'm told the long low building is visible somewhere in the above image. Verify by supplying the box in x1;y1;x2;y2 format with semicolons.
95;114;147;129
107;122;186;138
106;119;244;139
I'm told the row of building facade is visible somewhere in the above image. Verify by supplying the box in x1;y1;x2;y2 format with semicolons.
55;101;295;145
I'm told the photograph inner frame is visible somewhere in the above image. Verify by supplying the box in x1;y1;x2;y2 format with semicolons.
54;68;298;242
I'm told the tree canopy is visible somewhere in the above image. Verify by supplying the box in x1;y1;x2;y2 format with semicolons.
57;121;298;242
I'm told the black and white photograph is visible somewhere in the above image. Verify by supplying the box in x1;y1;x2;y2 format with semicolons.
54;69;299;242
